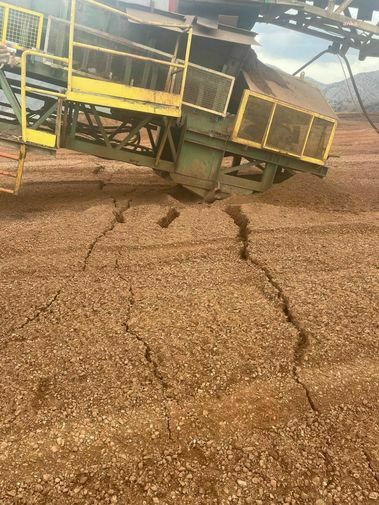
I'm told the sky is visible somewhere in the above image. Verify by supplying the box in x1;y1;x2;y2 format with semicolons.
253;16;379;84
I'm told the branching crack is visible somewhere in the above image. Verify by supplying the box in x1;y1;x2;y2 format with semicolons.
83;198;130;270
124;284;173;439
158;207;180;229
225;205;319;414
363;449;379;486
2;288;63;351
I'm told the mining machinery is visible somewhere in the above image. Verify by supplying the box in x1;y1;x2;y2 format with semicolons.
0;0;377;197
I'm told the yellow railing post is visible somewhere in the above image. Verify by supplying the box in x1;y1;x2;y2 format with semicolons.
180;27;192;102
20;50;68;144
68;0;77;92
2;5;9;45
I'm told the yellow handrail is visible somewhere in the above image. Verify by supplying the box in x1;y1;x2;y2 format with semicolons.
73;41;186;69
67;0;192;100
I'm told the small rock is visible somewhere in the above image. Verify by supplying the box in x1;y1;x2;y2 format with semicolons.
237;480;247;488
7;490;16;497
369;492;379;501
315;500;326;505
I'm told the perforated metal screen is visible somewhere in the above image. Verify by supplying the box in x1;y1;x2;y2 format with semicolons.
237;95;273;143
233;92;336;163
304;117;334;160
266;105;310;156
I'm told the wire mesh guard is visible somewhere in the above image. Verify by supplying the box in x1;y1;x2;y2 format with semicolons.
179;64;234;116
4;6;41;49
235;93;335;162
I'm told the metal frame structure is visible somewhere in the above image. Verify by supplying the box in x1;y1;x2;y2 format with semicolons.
17;0;193;151
178;0;379;59
0;0;341;198
66;0;192;118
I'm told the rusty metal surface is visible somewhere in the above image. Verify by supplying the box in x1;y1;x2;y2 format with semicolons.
243;51;337;118
125;5;258;45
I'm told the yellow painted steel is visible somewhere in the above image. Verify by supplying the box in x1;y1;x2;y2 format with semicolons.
301;116;315;157
1;5;9;45
66;0;191;117
232;89;337;164
68;0;76;92
180;28;193;102
0;1;43;50
66;90;181;117
24;129;57;148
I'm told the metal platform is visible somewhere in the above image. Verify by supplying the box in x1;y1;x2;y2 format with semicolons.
0;0;339;198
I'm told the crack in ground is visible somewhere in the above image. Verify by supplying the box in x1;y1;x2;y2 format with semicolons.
158;207;180;229
3;198;131;350
225;205;318;414
363;449;379;486
122;280;173;440
83;198;130;271
1;288;63;351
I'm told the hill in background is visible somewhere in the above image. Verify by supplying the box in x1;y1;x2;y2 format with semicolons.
306;70;379;113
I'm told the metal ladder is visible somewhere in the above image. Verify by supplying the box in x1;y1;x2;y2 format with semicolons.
0;145;27;195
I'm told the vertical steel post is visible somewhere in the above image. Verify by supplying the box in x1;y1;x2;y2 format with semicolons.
67;0;77;92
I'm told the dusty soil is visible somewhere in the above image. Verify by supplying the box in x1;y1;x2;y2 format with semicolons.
0;118;378;505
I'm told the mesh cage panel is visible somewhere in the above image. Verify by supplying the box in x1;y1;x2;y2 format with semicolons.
6;8;41;49
266;105;311;156
237;95;273;143
304;117;334;160
181;64;234;115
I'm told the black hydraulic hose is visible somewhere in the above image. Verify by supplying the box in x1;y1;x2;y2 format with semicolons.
338;52;379;134
293;48;379;134
292;49;330;76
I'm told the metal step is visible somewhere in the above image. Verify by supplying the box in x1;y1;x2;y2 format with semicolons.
0;145;27;195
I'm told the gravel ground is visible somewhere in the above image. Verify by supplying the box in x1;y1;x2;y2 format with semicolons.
0;118;378;504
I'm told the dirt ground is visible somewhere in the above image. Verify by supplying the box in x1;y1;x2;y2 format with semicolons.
0;117;378;505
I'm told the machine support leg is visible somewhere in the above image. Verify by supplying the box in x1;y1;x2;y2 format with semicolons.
260;162;278;191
